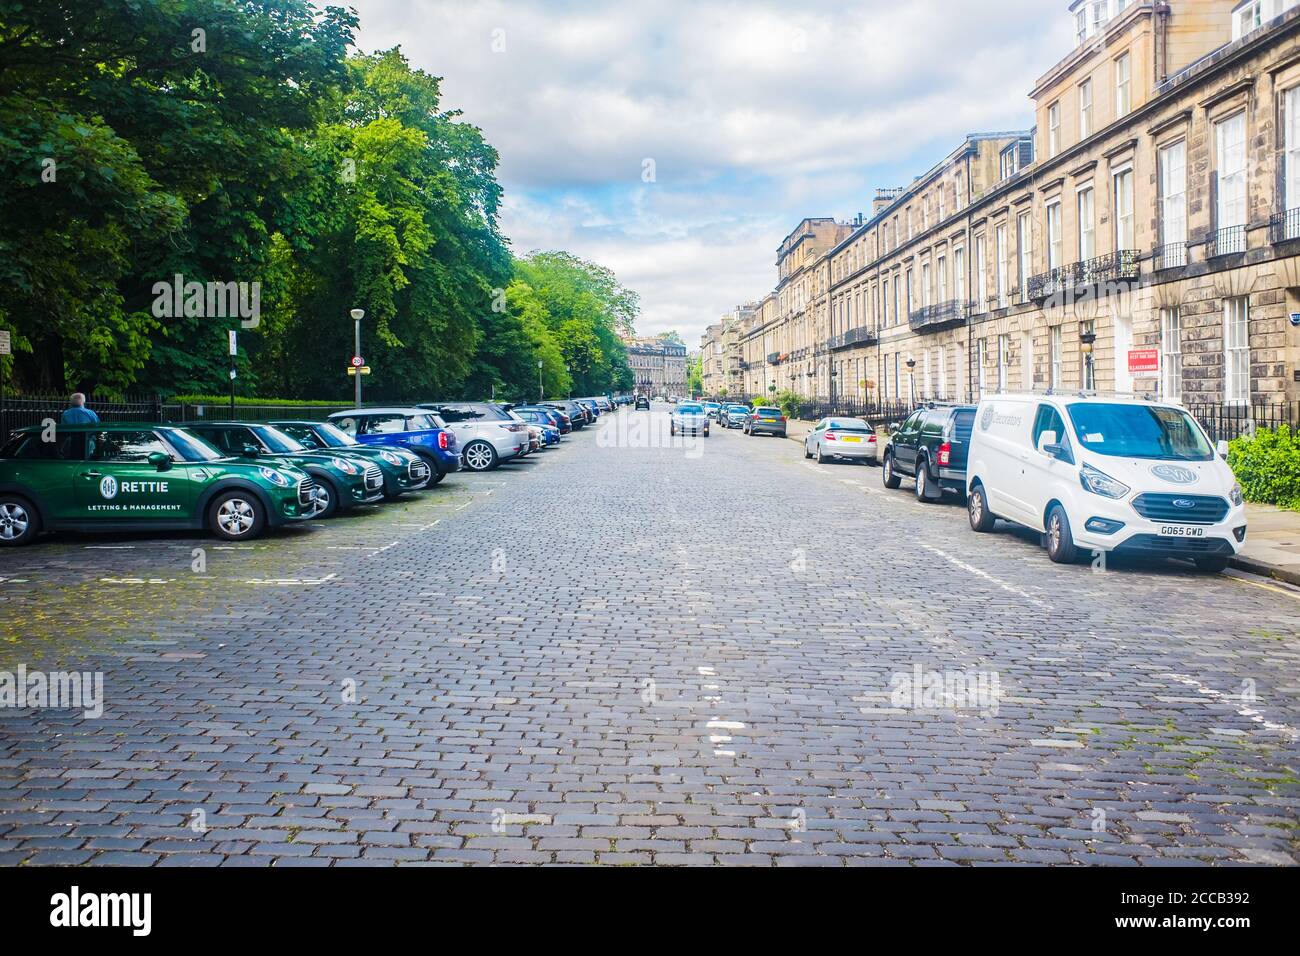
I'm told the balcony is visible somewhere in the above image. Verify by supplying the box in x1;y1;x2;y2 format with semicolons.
1208;225;1246;257
828;327;878;351
908;299;969;334
1026;250;1140;301
1271;207;1300;243
1153;241;1188;271
766;352;781;365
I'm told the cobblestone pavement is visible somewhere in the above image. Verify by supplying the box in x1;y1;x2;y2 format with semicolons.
1;406;1298;866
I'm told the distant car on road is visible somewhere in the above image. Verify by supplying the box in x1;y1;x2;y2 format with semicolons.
882;404;976;503
701;402;722;421
719;404;750;428
804;417;879;464
670;401;710;437
744;406;787;438
635;395;650;411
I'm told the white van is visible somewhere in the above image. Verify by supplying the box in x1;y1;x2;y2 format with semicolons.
965;393;1246;572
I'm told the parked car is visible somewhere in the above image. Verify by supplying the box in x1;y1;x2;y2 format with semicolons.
575;398;601;420
804;417;879;465
543;400;591;428
701;402;722;421
720;404;750;428
881;404;976;501
512;405;569;435
186;422;385;518
635;395;650;411
744;406;787;437
965;393;1246;572
327;408;460;484
0;423;320;545
270;420;432;499
418;402;530;472
670;402;710;437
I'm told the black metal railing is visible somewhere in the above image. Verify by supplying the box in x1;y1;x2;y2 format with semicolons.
1026;250;1141;300
909;299;969;334
0;394;166;438
828;327;878;351
1270;208;1300;243
1186;401;1298;443
1152;241;1188;270
1209;225;1246;257
798;398;920;426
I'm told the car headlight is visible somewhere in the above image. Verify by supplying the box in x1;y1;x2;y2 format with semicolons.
330;456;357;475
1079;463;1130;499
1230;482;1244;506
379;450;403;466
258;466;290;487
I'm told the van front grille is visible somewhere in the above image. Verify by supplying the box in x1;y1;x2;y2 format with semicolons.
1131;493;1228;525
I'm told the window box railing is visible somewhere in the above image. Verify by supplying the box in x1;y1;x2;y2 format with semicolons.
1270;208;1300;242
1209;225;1246;257
1153;241;1188;270
1026;250;1140;300
908;299;969;334
827;327;878;351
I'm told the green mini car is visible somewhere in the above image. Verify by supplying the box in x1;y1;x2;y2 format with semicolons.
0;423;320;546
184;422;385;519
268;420;432;499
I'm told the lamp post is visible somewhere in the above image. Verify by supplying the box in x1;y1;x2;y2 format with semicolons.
829;366;838;410
906;357;917;406
1080;329;1096;392
538;360;544;401
350;308;365;406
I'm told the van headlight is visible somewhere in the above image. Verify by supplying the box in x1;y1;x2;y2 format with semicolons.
379;450;403;466
1079;463;1130;499
1230;482;1244;506
330;456;357;475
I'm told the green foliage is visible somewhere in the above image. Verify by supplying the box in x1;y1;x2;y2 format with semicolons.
170;395;349;408
1228;425;1300;509
771;389;810;419
686;354;703;396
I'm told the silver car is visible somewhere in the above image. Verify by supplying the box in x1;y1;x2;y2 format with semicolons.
719;404;750;428
420;401;530;471
670;401;711;437
804;417;879;464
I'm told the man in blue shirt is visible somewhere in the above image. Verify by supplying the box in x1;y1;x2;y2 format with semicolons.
61;392;99;425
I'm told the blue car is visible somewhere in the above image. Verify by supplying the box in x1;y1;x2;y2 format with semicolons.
327;407;460;484
512;406;568;438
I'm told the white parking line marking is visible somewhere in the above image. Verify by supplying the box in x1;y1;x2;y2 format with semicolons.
1161;673;1300;738
244;573;338;586
706;720;745;730
920;543;1050;609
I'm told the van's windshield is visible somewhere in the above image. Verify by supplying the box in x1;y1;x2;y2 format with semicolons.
1066;403;1213;461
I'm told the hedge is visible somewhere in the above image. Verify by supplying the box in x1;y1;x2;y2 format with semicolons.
1227;424;1300;510
169;394;352;407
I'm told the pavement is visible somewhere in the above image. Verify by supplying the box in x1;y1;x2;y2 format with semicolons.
0;405;1298;866
784;416;1300;587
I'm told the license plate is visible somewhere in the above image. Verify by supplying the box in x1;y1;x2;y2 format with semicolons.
1158;524;1205;538
760;418;775;423
841;436;861;443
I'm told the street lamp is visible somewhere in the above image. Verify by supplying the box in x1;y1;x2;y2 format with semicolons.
350;308;365;406
906;357;917;406
1080;329;1097;392
829;367;838;410
538;359;544;401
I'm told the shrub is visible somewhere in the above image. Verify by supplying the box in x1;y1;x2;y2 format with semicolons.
170;394;349;407
770;389;810;420
1227;424;1300;509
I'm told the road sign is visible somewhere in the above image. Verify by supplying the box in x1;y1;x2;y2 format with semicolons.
351;355;364;368
228;330;237;356
0;330;10;356
1128;348;1159;374
347;366;371;376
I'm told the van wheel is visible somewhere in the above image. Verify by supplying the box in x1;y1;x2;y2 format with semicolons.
1193;555;1231;573
968;483;995;532
1045;504;1078;563
208;491;266;541
0;495;40;546
914;459;931;502
882;453;901;489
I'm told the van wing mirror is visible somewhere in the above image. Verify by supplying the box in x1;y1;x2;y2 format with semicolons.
1036;430;1058;454
1216;439;1230;459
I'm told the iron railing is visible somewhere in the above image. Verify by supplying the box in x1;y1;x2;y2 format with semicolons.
798;398;920;426
828;327;878;351
909;299;969;334
1270;208;1300;243
1152;241;1188;270
0;394;166;438
1186;401;1297;443
1026;250;1141;300
1209;225;1246;257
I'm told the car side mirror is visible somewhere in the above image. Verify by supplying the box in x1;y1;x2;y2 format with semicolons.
1036;430;1058;454
240;443;261;458
147;451;172;471
1217;439;1230;459
887;422;899;433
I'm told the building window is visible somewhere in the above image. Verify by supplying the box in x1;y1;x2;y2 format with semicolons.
1114;167;1134;249
1233;0;1265;40
1050;325;1063;389
1077;186;1095;260
1001;145;1020;180
977;338;988;395
1017;211;1032;302
1161;307;1182;401
936;345;947;397
996;224;1008;308
1046;201;1063;269
1158;140;1187;264
937;185;946;221
974;235;987;311
1224;296;1250;404
1048;102;1061;157
996;334;1010;392
1082;319;1096;390
1285;86;1300;235
1115;53;1132;117
1216;112;1247;251
937;254;947;302
953;246;966;304
921;261;931;308
1079;79;1093;139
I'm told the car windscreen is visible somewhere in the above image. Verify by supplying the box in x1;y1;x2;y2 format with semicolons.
726;406;748;414
754;408;782;417
252;425;306;454
1066;403;1213;461
677;404;704;414
161;428;225;462
311;422;357;446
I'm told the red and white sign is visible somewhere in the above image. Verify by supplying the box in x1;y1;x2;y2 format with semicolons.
351;355;364;368
1128;348;1160;374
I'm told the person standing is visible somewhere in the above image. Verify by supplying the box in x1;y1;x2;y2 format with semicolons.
61;392;99;424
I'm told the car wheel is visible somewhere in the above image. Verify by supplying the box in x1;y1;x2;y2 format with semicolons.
208;490;266;541
312;477;340;518
968;482;995;532
1193;555;1231;573
914;458;930;502
816;445;826;465
429;470;446;485
804;441;813;459
463;440;498;472
1046;504;1078;564
882;453;901;489
0;495;40;546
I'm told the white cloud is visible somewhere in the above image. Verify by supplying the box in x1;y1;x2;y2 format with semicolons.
350;0;1071;347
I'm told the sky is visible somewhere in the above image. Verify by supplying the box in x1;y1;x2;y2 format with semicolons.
348;0;1074;347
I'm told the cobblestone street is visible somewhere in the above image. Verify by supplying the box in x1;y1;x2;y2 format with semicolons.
1;407;1298;866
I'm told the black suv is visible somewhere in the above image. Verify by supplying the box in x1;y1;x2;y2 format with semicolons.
882;404;976;502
